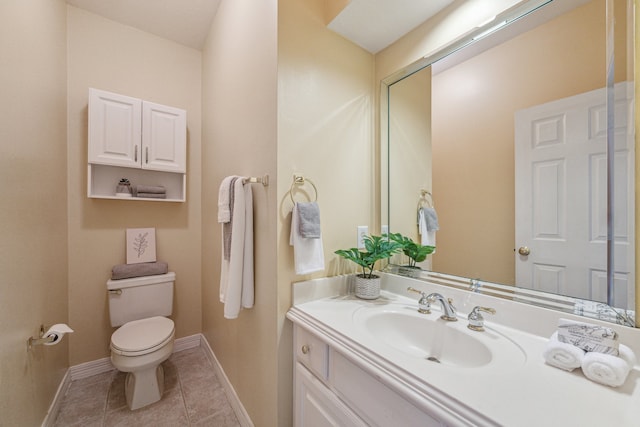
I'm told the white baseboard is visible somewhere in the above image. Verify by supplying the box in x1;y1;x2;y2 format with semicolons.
200;335;254;427
68;333;202;380
172;333;201;353
69;356;114;381
44;334;252;426
41;369;72;427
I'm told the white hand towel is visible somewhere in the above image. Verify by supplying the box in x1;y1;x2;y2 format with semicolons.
220;178;254;319
418;209;437;248
542;332;586;371
217;176;237;223
290;204;325;275
581;344;635;387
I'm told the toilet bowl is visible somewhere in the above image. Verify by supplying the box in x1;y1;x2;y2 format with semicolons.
107;272;176;410
110;316;175;410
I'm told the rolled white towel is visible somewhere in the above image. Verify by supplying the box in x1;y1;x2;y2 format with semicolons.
542;332;586;371
581;344;635;387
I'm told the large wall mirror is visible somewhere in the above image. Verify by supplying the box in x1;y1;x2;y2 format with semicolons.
382;0;637;327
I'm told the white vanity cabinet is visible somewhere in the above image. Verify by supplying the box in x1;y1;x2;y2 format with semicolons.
293;324;445;427
87;88;187;201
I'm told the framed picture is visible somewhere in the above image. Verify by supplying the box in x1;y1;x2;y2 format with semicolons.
126;228;157;264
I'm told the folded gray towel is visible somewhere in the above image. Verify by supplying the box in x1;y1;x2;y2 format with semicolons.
111;261;169;280
136;192;167;199
297;202;321;238
134;185;166;194
223;177;239;260
421;207;439;231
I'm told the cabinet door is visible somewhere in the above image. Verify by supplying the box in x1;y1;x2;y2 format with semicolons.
331;350;444;427
88;88;141;168
295;363;366;427
142;101;186;173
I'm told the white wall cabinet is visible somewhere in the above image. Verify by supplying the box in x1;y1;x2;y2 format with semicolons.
292;325;445;427
87;88;187;202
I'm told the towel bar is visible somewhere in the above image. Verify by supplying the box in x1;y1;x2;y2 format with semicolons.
243;174;269;186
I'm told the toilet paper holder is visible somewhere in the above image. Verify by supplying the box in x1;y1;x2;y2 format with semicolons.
27;323;74;351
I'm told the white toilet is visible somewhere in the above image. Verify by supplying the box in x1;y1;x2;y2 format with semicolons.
107;272;176;410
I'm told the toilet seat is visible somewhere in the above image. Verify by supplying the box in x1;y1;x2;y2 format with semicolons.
111;316;174;357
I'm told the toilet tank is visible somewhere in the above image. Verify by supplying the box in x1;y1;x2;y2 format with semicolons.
107;272;175;327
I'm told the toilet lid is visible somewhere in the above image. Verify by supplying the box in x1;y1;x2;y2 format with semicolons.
111;316;174;356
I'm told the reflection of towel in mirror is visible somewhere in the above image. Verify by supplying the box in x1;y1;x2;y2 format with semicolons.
290;204;325;274
418;207;438;247
296;202;321;238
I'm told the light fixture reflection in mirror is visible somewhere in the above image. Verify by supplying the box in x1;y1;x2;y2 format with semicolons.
382;0;636;327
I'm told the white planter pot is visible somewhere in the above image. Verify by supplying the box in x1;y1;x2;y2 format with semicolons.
355;274;381;299
398;265;421;278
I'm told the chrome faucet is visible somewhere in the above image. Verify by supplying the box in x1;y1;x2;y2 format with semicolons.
427;293;457;321
467;306;496;331
407;287;431;314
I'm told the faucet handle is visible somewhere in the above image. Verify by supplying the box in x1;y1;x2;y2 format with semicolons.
407;287;431;314
447;297;456;313
467;306;496;332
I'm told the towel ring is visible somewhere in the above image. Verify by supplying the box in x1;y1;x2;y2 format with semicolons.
290;175;318;204
417;190;433;209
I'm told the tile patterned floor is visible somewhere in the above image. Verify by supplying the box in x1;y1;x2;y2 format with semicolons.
53;346;241;427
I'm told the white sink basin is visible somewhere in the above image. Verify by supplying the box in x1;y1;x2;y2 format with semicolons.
353;305;526;369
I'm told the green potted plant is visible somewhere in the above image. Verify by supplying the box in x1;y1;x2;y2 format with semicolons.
334;234;401;299
385;233;435;277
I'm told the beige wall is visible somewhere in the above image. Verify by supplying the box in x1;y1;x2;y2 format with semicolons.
636;0;640;325
388;68;432;250
277;0;374;423
201;0;279;425
66;6;203;365
0;0;69;425
201;0;374;424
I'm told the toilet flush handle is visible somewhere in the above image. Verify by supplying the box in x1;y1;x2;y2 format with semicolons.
108;289;122;295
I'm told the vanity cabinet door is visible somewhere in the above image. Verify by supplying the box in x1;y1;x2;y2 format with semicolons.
141;101;186;173
88;88;141;169
295;326;329;381
295;363;367;427
330;350;445;427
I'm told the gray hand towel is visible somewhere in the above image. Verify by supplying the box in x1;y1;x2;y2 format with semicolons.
421;207;440;231
111;261;169;280
136;192;167;199
297;202;321;238
135;185;166;194
223;177;239;260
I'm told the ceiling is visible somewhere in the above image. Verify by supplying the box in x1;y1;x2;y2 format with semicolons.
67;0;452;54
328;0;454;53
66;0;222;50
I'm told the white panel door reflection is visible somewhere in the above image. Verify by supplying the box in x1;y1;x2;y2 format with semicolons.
515;83;634;308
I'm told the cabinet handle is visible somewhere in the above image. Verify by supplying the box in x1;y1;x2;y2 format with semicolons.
134;145;138;162
145;147;149;164
301;344;310;354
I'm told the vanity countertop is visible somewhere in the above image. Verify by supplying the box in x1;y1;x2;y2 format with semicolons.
287;274;640;427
